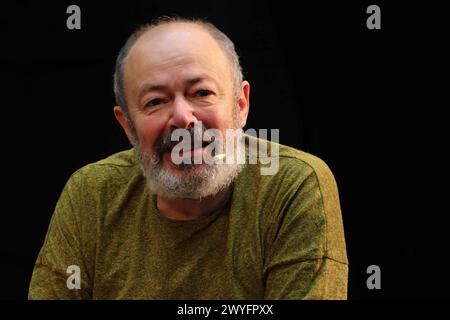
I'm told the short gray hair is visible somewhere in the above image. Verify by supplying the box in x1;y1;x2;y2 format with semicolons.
113;16;244;119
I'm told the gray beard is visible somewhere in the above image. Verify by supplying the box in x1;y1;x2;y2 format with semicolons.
134;134;244;200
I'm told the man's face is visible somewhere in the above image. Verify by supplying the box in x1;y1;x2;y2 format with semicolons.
115;23;249;198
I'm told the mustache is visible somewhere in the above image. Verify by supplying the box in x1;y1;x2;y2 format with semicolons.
154;123;217;156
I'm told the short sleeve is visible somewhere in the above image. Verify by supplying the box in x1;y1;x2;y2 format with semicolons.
263;161;348;299
28;170;96;299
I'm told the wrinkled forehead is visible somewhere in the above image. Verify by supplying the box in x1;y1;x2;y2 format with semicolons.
124;23;231;87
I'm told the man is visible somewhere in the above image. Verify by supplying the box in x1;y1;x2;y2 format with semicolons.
29;16;348;299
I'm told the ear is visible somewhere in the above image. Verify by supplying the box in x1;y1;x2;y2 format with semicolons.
113;106;136;146
237;81;250;128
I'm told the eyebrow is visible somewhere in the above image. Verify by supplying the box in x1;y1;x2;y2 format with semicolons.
138;75;219;100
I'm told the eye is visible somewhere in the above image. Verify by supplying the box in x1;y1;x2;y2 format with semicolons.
195;89;212;97
145;98;163;107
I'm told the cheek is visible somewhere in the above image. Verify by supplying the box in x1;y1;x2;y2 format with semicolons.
134;116;165;149
196;103;236;131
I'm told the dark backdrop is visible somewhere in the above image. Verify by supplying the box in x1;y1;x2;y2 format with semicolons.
0;0;447;300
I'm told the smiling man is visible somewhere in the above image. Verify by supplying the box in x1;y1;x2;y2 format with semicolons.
29;16;348;299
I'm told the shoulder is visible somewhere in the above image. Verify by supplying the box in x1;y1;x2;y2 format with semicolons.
76;148;139;174
278;141;339;197
241;134;337;193
73;148;139;178
65;148;143;200
239;135;346;263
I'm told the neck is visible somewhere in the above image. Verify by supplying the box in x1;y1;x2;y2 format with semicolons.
156;187;232;221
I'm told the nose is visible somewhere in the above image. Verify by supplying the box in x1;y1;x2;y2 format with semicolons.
167;96;198;130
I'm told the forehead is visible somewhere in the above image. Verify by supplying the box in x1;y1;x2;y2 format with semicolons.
124;23;230;89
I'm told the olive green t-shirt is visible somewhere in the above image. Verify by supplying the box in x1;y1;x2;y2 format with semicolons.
29;137;348;299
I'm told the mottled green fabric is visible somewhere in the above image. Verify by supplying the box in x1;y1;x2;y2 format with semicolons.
29;136;348;299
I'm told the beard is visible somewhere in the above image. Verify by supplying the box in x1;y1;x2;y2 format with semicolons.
133;107;244;199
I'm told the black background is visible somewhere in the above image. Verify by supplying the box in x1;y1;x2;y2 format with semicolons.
0;0;447;300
